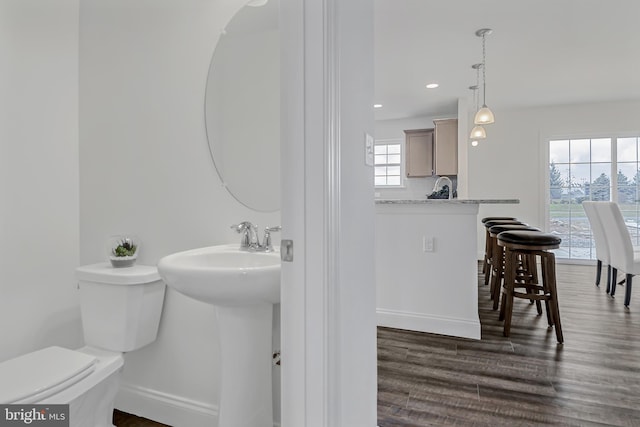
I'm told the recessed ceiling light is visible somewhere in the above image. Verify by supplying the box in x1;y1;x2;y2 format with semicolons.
426;83;439;89
374;104;383;108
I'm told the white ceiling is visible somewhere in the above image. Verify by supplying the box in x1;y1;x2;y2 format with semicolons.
374;0;640;121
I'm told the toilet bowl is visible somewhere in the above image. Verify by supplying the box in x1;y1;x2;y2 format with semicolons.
0;263;165;427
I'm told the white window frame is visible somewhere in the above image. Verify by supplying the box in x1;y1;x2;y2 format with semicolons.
544;133;640;262
374;138;405;188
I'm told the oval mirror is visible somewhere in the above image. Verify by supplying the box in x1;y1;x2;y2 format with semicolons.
205;0;280;212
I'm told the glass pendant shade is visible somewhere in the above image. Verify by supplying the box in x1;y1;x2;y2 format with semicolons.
474;105;495;125
470;125;486;139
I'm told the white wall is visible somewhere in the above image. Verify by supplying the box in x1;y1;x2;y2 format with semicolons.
79;0;280;425
375;115;456;199
468;99;640;258
0;1;82;362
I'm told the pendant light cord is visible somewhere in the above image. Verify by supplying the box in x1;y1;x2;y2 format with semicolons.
482;33;487;106
473;86;478;111
476;66;480;111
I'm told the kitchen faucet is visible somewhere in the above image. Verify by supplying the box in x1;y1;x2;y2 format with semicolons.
432;176;454;200
231;222;281;252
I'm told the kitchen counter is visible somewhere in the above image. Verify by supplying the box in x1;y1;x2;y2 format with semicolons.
376;198;519;204
375;198;518;339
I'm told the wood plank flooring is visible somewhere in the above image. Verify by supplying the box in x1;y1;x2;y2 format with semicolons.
378;263;640;427
115;263;640;426
113;410;170;427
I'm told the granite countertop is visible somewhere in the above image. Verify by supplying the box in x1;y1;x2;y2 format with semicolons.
375;199;520;204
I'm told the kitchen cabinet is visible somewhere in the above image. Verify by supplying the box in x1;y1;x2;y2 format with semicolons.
433;118;458;175
404;129;433;177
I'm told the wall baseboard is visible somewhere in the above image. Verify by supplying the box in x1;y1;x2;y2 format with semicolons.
115;382;217;427
115;382;282;427
377;308;481;340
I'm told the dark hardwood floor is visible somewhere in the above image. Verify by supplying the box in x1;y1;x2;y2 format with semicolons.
113;410;170;427
114;263;640;427
378;263;640;427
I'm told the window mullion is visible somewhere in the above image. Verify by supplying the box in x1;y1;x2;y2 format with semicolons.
612;137;618;202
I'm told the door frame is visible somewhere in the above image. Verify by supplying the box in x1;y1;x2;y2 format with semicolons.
280;0;377;425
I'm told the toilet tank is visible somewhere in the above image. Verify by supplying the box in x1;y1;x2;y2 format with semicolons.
75;263;166;352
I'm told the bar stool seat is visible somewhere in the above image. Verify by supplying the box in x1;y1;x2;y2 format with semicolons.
481;216;517;224
484;219;523;228
487;224;540;309
497;230;564;344
498;230;561;248
489;224;541;234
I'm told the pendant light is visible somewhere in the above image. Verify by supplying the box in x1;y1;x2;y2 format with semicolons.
469;64;486;140
470;125;487;139
474;28;495;125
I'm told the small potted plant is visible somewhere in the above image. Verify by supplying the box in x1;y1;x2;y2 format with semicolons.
108;235;139;268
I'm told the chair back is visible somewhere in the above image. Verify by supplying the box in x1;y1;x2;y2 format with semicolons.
582;201;610;263
595;202;634;272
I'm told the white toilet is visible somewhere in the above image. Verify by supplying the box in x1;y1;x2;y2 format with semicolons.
0;263;165;427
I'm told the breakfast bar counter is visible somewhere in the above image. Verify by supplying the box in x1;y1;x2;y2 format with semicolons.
376;198;520;205
375;198;519;339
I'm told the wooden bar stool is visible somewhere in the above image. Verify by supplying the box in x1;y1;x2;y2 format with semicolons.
482;219;523;287
487;224;540;310
481;216;517;224
497;230;564;344
481;217;517;276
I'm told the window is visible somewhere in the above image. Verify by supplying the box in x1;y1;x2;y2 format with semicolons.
616;137;640;248
548;136;640;259
374;139;403;187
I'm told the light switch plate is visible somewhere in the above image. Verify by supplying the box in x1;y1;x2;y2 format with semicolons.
365;133;374;166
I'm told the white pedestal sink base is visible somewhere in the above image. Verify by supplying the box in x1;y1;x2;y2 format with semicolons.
216;303;273;427
157;245;280;426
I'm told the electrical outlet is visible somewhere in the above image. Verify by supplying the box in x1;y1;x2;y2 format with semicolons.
423;236;435;252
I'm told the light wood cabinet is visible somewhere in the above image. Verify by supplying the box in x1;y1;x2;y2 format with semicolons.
433;118;458;176
404;129;433;177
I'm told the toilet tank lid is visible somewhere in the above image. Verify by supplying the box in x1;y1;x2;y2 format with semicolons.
0;346;96;404
76;262;161;285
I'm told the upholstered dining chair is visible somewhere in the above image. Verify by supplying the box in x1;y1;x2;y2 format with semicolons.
595;202;637;307
582;201;611;290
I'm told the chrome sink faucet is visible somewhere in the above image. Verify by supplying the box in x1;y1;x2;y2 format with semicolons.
433;176;453;199
231;221;258;249
231;222;281;252
261;226;281;252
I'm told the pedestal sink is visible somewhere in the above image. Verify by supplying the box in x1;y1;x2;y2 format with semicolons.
157;244;280;427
